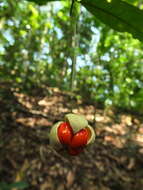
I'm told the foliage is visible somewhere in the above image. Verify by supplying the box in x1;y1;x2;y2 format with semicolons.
24;0;143;42
0;181;28;190
1;0;143;113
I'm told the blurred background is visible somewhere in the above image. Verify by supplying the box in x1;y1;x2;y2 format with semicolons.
1;0;143;111
1;0;143;190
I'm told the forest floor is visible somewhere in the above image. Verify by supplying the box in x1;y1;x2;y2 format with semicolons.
1;85;143;190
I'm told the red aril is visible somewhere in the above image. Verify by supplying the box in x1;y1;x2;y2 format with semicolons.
58;122;73;145
70;128;90;148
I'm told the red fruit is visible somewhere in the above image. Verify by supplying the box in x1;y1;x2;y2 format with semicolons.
70;128;90;148
68;147;84;156
58;122;73;145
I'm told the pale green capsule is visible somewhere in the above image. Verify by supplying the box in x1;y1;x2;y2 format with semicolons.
86;125;96;145
49;114;96;150
65;113;88;133
49;121;63;148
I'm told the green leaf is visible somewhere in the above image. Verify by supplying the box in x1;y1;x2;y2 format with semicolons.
0;181;28;190
9;181;29;189
81;0;143;41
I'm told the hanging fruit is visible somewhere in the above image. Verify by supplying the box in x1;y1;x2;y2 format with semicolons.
49;113;95;156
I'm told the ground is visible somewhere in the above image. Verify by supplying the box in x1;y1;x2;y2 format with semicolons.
1;86;143;190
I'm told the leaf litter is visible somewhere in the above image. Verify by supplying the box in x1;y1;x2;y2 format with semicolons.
0;86;143;190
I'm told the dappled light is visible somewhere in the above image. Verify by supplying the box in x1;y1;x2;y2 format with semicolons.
1;0;143;190
106;0;112;3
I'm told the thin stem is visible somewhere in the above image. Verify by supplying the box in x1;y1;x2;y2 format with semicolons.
70;0;75;16
70;2;80;91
